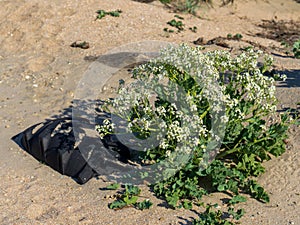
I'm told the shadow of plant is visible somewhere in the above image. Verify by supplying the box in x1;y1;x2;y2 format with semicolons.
276;69;300;88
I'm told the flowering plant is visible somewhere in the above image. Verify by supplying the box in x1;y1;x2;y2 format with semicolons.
96;44;290;223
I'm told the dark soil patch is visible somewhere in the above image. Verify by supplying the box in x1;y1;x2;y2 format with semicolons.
255;19;300;46
193;35;268;51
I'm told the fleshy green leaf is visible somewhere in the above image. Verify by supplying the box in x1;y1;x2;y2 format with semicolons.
109;200;127;209
106;183;120;190
135;199;153;210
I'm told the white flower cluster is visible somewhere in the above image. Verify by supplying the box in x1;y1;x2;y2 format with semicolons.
207;48;279;117
96;44;279;166
97;45;218;157
95;119;115;139
233;49;277;113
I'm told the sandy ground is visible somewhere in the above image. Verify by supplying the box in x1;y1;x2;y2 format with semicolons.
0;0;299;224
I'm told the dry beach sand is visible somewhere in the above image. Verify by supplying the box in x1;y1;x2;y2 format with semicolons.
0;0;299;224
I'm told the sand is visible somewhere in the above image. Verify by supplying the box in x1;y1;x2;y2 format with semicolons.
0;0;299;224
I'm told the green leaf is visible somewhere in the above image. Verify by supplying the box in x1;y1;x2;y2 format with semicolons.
293;39;300;58
228;195;247;205
167;19;184;31
194;204;235;225
109;200;127;209
125;184;141;196
233;33;243;40
96;10;106;19
174;14;184;20
182;200;193;209
135;199;153;210
123;195;138;205
166;195;179;208
96;9;122;20
106;183;120;190
227;33;233;39
227;180;239;194
217;184;227;192
108;10;122;17
228;207;245;220
246;180;270;203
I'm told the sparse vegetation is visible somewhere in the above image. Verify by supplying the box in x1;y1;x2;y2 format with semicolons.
164;15;185;34
164;15;197;34
280;39;300;58
95;9;122;20
189;26;198;32
160;0;204;15
292;39;300;59
227;33;243;41
159;0;233;15
108;184;153;210
167;18;184;31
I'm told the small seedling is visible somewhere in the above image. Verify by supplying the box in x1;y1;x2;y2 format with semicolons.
106;183;120;190
108;184;153;210
167;19;184;32
163;27;175;33
96;9;122;20
159;0;201;15
108;10;122;17
281;41;289;48
227;33;243;40
228;207;245;220
233;33;243;40
227;33;233;39
109;199;128;209
174;14;184;20
292;39;300;59
279;39;300;58
189;26;197;33
193;204;234;225
96;10;106;19
70;41;90;49
281;41;291;55
135;199;153;210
